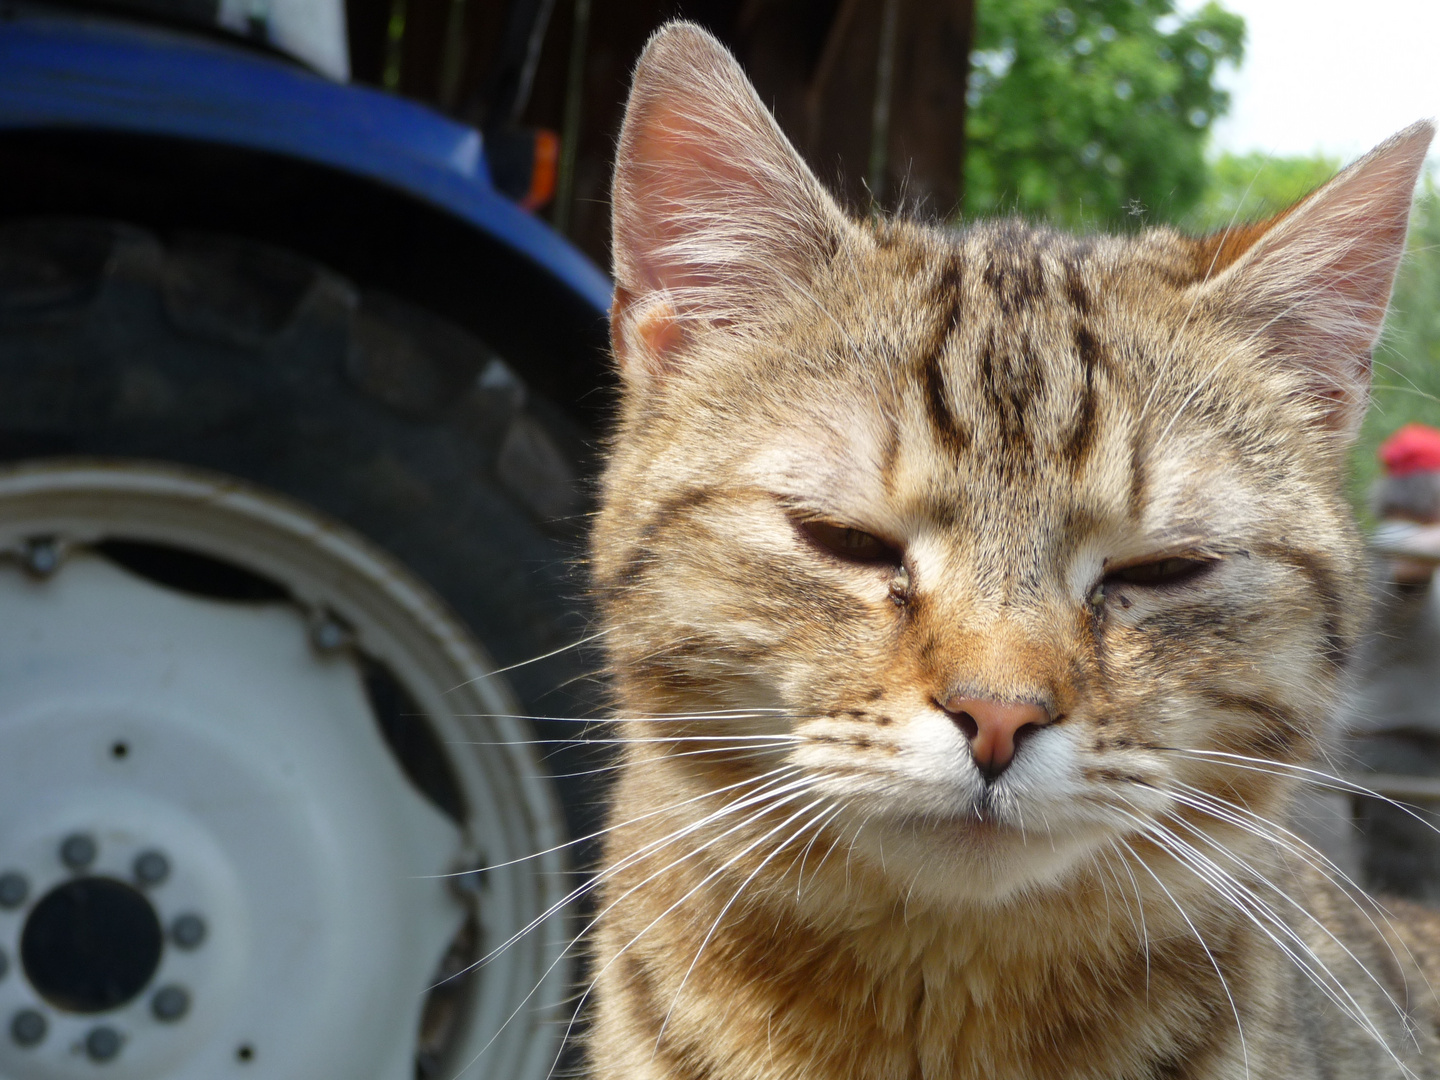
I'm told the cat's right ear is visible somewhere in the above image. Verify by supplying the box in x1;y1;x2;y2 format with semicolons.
609;22;852;389
1195;120;1434;438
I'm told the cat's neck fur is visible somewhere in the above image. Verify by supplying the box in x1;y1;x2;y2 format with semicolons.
596;749;1294;1080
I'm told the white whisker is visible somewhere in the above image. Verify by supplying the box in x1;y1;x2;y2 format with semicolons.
1114;835;1252;1080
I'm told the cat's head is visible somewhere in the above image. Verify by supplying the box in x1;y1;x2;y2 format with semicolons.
594;23;1433;906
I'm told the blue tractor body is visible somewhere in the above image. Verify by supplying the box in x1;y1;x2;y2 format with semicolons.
0;6;612;412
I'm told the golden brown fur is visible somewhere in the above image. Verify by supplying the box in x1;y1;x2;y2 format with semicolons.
587;22;1440;1080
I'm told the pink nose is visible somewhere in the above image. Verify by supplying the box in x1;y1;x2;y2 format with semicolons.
941;695;1052;779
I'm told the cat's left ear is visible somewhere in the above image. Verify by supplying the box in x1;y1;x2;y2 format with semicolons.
609;22;854;388
1200;120;1434;438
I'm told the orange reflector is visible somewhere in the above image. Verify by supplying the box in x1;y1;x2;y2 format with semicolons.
521;128;559;211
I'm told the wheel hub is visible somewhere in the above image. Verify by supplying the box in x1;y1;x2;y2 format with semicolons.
0;461;571;1080
22;876;164;1014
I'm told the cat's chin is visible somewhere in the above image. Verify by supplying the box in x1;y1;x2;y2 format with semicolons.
843;811;1117;909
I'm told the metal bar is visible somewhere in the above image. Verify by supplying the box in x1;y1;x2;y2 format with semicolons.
553;0;589;236
1347;773;1440;804
437;0;469;110
867;0;901;206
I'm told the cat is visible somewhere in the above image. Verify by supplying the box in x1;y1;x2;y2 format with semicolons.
585;21;1440;1080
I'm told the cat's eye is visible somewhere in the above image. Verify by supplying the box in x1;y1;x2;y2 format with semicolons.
799;520;901;565
1104;556;1213;587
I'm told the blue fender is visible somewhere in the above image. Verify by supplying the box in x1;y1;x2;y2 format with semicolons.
0;8;612;318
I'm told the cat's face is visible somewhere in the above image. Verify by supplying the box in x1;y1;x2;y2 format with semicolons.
595;26;1430;906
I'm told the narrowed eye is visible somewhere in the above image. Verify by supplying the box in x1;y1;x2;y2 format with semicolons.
1105;556;1213;587
800;521;901;565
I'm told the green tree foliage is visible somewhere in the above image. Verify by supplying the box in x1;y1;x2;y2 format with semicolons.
964;0;1244;228
1187;151;1340;231
1353;179;1440;514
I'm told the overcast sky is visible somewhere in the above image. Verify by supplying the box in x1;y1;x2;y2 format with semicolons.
1197;0;1440;162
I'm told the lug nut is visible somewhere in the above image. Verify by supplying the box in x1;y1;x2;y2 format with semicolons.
170;913;206;950
85;1025;121;1062
10;1009;45;1047
133;850;170;887
0;872;28;909
20;537;59;578
151;984;190;1022
60;833;97;871
310;611;353;652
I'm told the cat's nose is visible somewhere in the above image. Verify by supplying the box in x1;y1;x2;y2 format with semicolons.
940;695;1052;780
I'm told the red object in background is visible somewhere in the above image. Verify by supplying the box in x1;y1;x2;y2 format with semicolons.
1380;423;1440;476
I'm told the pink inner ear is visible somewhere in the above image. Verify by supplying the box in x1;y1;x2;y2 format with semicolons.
1213;121;1434;434
618;107;759;300
609;23;848;345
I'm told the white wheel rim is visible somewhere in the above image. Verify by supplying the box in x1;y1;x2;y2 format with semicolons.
0;459;570;1080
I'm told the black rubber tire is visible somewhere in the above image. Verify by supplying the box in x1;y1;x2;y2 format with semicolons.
0;216;606;839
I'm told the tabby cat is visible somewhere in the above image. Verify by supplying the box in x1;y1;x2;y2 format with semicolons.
587;21;1440;1080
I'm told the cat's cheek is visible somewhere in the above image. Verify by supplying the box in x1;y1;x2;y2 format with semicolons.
1091;582;1226;636
791;712;1109;830
791;708;979;811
